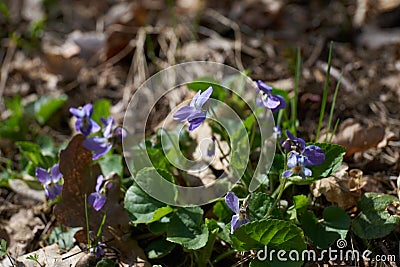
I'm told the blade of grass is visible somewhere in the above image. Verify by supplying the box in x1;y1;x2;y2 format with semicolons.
329;119;340;143
291;48;301;135
325;73;342;142
315;41;333;141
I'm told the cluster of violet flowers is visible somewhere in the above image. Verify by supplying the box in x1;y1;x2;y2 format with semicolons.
222;81;325;234
172;80;286;234
281;130;325;179
35;104;125;212
173;81;286;132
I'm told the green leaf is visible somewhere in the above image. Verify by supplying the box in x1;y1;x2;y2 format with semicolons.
48;226;81;250
289;143;346;184
231;219;306;252
287;195;308;221
124;182;167;224
352;193;400;239
152;206;174;222
270;154;285;176
36;135;56;157
300;206;350;249
0;239;7;258
243;114;255;132
146;147;171;170
166;206;209;250
323;206;350;239
92;99;111;124
293;195;308;214
0;96;25;139
33;95;68;125
145;238;176;259
309;143;346;178
248;192;278;220
0;2;10;20
213;201;232;223
148;216;171;234
16;141;54;168
98;154;123;177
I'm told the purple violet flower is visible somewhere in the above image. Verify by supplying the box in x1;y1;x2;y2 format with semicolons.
36;164;63;199
113;126;127;142
282;130;325;166
225;192;250;234
173;86;213;131
83;117;114;160
88;231;106;258
69;104;100;136
282;153;312;180
255;80;286;112
88;175;112;211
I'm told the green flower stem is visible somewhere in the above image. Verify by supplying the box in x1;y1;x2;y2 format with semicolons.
264;154;291;219
84;195;91;250
198;228;218;267
264;177;287;219
209;107;231;162
212;249;238;264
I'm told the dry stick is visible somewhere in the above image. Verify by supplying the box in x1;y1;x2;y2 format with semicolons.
123;27;149;108
197;26;263;59
0;41;16;108
204;9;244;71
158;28;178;66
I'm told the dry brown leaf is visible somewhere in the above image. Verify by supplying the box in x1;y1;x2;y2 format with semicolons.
312;164;363;210
4;209;44;257
331;118;385;156
54;135;148;266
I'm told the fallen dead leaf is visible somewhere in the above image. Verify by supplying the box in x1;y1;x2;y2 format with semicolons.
4;209;44;258
331;118;385;157
1;244;83;267
54;135;149;266
312;164;363;210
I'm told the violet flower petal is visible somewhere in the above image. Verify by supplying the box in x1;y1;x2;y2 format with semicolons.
286;153;298;169
225;192;240;214
263;95;281;109
256;80;272;94
69;107;85;118
188;116;206;131
82;103;94;117
270;95;287;112
194;86;213;108
286;130;306;151
36;167;51;184
88;192;106;211
303;167;312;178
101;117;114;138
173;106;196;122
303;145;325;166
45;183;63;199
95;175;104;193
282;169;293;178
51;164;62;183
90;119;101;134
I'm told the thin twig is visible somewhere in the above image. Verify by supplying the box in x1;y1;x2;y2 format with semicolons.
0;40;16;110
204;9;244;71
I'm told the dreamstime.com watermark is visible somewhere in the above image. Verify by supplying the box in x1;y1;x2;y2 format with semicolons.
256;239;397;264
